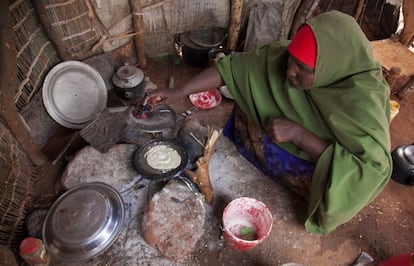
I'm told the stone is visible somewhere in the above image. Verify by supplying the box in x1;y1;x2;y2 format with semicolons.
26;209;49;239
141;179;205;261
60;144;138;190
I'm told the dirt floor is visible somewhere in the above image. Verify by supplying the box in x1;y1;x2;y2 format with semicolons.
34;56;414;266
146;57;414;265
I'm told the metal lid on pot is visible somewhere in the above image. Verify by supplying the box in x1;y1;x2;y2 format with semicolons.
189;28;226;48
112;65;144;89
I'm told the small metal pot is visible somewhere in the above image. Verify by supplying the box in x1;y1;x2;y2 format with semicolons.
391;144;414;186
112;65;146;101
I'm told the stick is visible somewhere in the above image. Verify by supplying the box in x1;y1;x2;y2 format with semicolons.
399;0;414;47
227;0;243;51
185;127;222;204
32;0;70;60
130;0;147;68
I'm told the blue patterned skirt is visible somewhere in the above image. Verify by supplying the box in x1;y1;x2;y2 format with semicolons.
223;107;315;199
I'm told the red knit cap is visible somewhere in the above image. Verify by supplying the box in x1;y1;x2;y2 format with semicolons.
287;25;317;68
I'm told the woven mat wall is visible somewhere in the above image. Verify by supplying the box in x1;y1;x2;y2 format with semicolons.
9;0;107;111
0;118;35;248
9;0;60;111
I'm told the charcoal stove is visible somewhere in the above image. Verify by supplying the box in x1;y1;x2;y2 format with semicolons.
121;104;177;146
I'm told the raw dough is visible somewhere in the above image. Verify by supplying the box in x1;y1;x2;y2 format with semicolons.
145;144;181;171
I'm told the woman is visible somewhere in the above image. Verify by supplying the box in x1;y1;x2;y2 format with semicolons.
147;10;392;234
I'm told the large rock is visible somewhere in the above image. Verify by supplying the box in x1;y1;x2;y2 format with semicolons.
61;144;138;189
141;179;206;261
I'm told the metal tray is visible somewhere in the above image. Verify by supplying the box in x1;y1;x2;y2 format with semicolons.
42;182;125;262
42;61;107;129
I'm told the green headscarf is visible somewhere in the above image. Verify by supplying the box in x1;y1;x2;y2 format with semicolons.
216;10;392;234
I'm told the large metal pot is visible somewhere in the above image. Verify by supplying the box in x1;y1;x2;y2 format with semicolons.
175;28;227;67
112;65;146;101
391;144;414;186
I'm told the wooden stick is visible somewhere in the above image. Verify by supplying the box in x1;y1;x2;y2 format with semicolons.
130;0;147;68
32;0;71;60
185;127;222;204
227;0;243;51
354;0;366;22
305;0;320;20
0;3;49;166
399;0;414;47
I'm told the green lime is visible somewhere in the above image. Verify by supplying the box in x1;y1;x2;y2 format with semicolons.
239;227;257;241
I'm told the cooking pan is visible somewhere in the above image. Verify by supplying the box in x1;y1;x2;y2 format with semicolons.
133;139;188;181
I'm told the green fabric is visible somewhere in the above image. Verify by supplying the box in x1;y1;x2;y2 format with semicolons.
215;10;392;234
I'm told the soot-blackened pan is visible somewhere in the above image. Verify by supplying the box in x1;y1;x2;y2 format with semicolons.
133;139;188;181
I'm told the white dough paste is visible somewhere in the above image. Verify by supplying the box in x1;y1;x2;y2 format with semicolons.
145;144;181;171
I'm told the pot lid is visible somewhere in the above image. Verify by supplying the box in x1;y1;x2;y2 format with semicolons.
42;61;108;129
189;28;225;48
112;65;144;88
42;182;125;262
178;31;206;49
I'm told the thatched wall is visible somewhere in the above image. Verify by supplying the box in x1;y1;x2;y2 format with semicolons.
8;0;401;113
9;0;60;110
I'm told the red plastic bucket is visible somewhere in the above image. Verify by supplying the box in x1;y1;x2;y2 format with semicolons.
222;197;273;251
379;252;414;266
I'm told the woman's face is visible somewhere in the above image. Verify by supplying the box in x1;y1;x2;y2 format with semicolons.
286;55;315;90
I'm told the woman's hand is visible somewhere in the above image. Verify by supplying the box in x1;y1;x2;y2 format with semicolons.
145;66;224;105
266;118;329;161
145;87;185;105
266;118;303;143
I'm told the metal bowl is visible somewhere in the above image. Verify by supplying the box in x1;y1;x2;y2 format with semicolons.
42;182;125;262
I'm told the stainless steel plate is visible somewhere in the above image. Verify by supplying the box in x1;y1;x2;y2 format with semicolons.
42;61;108;129
42;182;125;262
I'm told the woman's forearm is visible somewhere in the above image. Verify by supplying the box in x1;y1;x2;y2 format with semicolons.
293;128;329;162
180;66;224;95
266;118;329;162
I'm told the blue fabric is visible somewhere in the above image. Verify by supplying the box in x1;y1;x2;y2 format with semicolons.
223;110;315;184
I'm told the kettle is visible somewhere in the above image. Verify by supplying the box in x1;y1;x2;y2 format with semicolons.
391;144;414;186
112;65;146;101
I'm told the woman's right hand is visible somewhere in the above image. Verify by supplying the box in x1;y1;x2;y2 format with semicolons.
145;66;224;105
145;87;185;105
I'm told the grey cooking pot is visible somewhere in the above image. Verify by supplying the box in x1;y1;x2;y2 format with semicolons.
112;65;146;101
133;139;188;181
175;28;227;67
391;144;414;186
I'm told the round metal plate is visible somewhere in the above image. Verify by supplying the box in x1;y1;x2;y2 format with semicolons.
42;61;108;129
42;182;125;262
189;88;222;109
134;139;188;181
